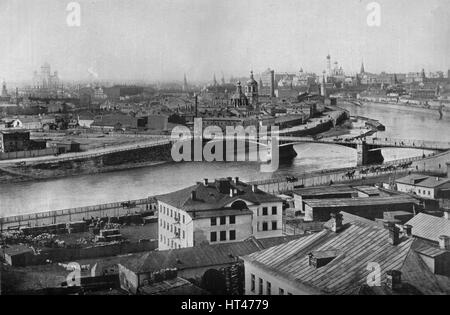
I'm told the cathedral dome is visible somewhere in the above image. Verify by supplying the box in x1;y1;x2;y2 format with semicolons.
246;71;258;86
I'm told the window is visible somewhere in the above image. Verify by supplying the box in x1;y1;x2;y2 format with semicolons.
220;231;226;241
211;217;217;226
259;278;263;295
182;215;185;224
220;216;226;225
182;230;185;239
170;209;173;217
262;207;268;216
251;274;255;292
210;232;217;242
428;191;431;196
272;206;277;215
279;288;285;295
266;281;271;295
230;230;236;240
230;215;236;224
262;222;268;231
272;221;277;231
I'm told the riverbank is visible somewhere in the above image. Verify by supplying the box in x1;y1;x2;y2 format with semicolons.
0;160;169;184
0;110;352;185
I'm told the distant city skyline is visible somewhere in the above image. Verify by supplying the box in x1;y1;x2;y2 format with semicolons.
1;0;450;82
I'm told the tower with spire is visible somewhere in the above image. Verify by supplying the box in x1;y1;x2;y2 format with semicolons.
245;70;259;107
360;61;365;74
213;73;217;86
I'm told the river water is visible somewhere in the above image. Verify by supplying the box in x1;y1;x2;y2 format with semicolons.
1;102;449;216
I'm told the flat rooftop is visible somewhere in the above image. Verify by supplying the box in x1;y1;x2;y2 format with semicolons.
303;196;419;208
293;185;356;196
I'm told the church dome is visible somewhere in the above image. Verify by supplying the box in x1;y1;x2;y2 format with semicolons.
246;71;258;86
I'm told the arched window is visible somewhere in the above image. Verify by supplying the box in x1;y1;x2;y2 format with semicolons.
230;200;248;210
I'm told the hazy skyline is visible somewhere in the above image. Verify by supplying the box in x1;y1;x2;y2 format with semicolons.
1;0;450;83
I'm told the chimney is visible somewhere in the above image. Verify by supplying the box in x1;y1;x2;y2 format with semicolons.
438;235;450;250
403;224;412;237
203;178;208;186
330;212;343;233
252;184;258;192
234;177;239;184
384;221;400;245
386;270;402;291
444;209;450;220
191;191;196;201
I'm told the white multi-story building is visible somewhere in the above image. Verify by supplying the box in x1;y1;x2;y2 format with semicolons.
395;174;450;199
156;177;283;250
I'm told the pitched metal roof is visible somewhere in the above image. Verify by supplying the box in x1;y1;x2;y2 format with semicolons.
242;221;416;294
120;235;303;274
396;174;450;188
156;179;282;214
406;213;450;243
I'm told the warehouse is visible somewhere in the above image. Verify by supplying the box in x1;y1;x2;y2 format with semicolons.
303;195;420;222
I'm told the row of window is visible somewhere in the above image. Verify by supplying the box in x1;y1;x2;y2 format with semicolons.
211;230;236;242
258;221;278;232
260;206;278;216
417;188;432;196
160;204;186;223
211;215;235;226
160;219;186;239
160;234;182;249
250;274;292;295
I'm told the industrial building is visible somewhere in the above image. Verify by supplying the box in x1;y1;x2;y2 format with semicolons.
302;195;419;222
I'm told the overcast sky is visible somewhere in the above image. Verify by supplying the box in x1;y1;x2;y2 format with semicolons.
1;0;449;82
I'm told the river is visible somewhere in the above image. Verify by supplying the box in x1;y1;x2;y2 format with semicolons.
1;102;449;216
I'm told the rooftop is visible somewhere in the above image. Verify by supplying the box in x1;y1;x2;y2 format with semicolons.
242;221;450;295
396;174;450;188
405;213;450;243
293;185;356;197
303;195;419;208
156;178;282;215
119;235;303;275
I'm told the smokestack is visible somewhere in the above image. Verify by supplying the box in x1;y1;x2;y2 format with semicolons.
438;235;450;250
386;270;402;291
194;93;198;118
384;221;400;246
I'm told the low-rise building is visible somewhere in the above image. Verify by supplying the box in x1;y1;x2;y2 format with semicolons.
156;178;283;250
118;235;301;295
302;195;419;222
396;174;450;199
293;185;358;212
0;130;30;153
242;213;450;295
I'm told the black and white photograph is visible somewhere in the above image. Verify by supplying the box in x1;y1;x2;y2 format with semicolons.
0;0;449;300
